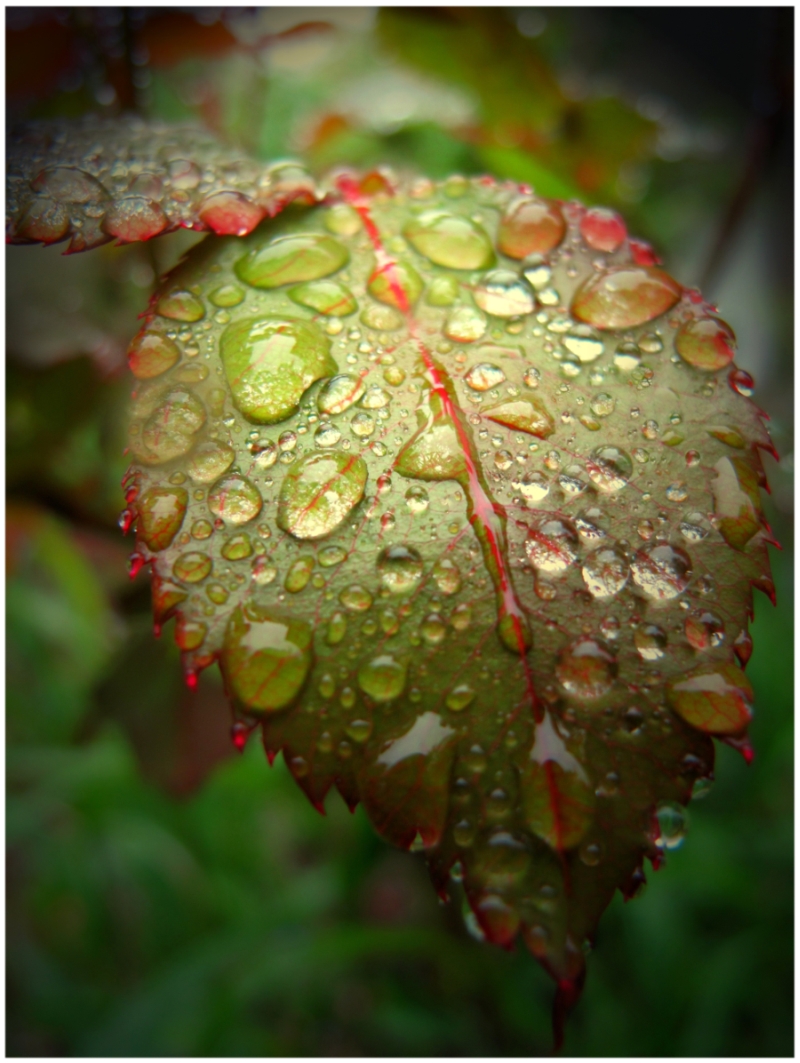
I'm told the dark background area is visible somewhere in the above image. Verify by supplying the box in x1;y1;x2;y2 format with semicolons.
6;7;793;1056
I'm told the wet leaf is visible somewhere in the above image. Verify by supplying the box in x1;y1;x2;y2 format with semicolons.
123;172;774;1005
6;116;320;252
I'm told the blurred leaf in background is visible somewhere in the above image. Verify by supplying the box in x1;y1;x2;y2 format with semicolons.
6;6;793;1056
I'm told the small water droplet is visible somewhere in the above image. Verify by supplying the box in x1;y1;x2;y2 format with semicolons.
526;518;579;574
654;802;688;850
474;269;535;317
556;638;617;700
357;653;407;701
582;546;629;598
631;543;692;600
634;623;668;660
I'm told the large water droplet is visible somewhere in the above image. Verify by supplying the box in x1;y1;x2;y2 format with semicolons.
572;267;682;330
367;259;423;309
464;362;506;391
404;211;493;269
712;456;762;550
586;446;633;492
236;232;348;288
156;289;205;322
220;316;336;424
377;545;424;593
137;487;187;550
483;396;554;438
222;602;313;712
526;518;579;574
556;638;617;700
288;279;357;317
675;317;736;371
208;474;263;525
199;191;265;236
581;546;629;598
317;373;365;415
474;269;535;317
358;653;408;701
277;452;367;540
580;207;626;252
497;196;566;259
667;663;753;735
631;542;692;600
187;441;235;483
129;387;206;465
173;551;212;584
128;331;180;380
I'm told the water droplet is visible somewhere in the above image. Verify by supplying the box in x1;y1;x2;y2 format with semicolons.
173;551;212;583
318;373;365;415
634;623;667;660
676;317;736;371
465;362;506;391
221;533;252;560
277;452;367;540
156;289;205;322
358;653;407;701
318;544;347;567
484;396;554;438
129;387;207;466
284;555;315;593
444;305;487;342
360;385;391;410
684;611;724;651
526;519;579;574
497;196;566;258
450;603;472;631
654;802;687;850
563;325;605;363
404;210;494;269
614;343;641;372
325;202;362;235
421;612;447;644
206;581;229;605
310;423;338;449
191;519;213;540
221;316;336;425
432;557;462;595
711;456;762;550
350;411;375;437
187;441;235;484
474;269;535;317
368;259;423;309
251;557;277;585
582;546;629;598
728;368;754;397
339;584;373;612
236;232;348;287
127;331;180;379
556;638;617;700
383;365;406;386
580;206;626;252
579;840;603;866
209;283;245;308
446;683;475;711
326;610;347;644
590;393;615;418
199;191;265;236
426;275;460;306
137;487;188;550
287;278;357;317
221;602;313;712
638;332;663;354
572;267;682;329
377;545;424;593
175;616;207;651
586;446;633;492
360;303;403;330
208;474;262;525
405;485;429;514
631;542;692;600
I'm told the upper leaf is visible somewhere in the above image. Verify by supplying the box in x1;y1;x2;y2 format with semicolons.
6;115;319;252
123;171;774;1005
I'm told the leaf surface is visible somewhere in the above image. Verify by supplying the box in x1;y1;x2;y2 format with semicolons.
123;172;774;1007
7;116;319;252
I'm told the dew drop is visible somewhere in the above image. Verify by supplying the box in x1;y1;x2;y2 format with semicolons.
497;196;566;259
208;474;263;525
405;485;429;514
465;362;506;391
277;452;367;540
173;551;212;584
221;602;313;713
654;802;687;850
444;305;487;343
474;269;535;317
284;555;315;593
676;317;736;371
556;638;617;700
236;232;348;287
586;446;633;492
580;207;626;252
563;325;605;363
572;267;682;330
289;279;357;317
421;613;447;645
631;543;692;600
404;210;494;269
221;533;252;561
432;556;462;595
526;518;579;574
339;584;373;612
634;623;667;660
377;545;424;593
127;331;180;379
187;441;236;484
446;683;475;712
358;653;407;702
156;289;205;322
581;546;629;598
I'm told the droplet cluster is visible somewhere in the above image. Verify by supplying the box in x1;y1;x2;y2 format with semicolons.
123;168;773;988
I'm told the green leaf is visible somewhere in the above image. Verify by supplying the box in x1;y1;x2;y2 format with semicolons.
7;116;320;252
124;172;774;1005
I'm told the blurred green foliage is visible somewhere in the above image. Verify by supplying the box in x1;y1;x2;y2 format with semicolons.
6;7;793;1056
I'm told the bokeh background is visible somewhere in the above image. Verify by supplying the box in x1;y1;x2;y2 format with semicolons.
6;7;793;1056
